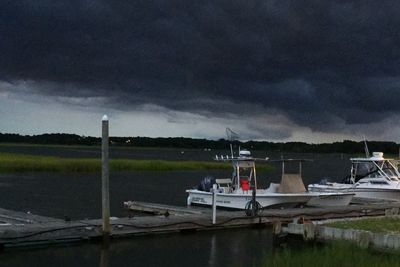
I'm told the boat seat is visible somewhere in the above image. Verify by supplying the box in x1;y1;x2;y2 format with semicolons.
216;178;232;193
216;178;232;186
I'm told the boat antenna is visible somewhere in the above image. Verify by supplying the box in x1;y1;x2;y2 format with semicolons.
363;137;370;158
226;127;239;158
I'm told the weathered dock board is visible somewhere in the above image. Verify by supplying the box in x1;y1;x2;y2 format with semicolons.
1;201;400;249
0;208;64;224
123;201;204;215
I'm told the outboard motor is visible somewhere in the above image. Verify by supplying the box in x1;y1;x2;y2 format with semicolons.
197;176;216;192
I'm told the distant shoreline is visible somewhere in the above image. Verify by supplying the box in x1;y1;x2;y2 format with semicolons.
1;133;399;154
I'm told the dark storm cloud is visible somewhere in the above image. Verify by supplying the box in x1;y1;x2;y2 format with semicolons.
1;0;400;132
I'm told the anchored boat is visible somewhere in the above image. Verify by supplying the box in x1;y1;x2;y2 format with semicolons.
308;152;400;202
186;149;354;210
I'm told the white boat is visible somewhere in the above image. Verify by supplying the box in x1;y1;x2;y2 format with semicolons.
308;152;400;202
186;150;354;210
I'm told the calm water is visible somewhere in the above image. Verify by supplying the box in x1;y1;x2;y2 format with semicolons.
0;146;354;266
0;228;274;267
0;160;350;220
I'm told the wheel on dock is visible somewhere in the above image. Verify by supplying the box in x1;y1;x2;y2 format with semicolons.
245;200;262;216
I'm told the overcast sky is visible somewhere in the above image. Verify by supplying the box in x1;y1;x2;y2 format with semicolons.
1;1;400;142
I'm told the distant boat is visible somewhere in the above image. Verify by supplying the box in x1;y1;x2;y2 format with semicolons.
309;152;400;202
186;149;354;210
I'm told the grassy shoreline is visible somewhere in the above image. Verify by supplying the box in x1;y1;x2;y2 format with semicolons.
263;240;400;266
0;152;273;173
325;217;400;234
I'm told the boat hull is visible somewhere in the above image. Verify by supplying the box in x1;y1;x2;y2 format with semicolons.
186;190;314;210
308;184;400;202
306;192;355;207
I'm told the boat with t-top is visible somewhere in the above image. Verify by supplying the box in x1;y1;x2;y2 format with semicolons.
186;149;354;209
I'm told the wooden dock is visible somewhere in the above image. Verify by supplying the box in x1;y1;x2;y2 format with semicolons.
1;201;400;249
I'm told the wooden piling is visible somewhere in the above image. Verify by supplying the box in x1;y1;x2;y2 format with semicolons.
102;115;110;236
212;184;217;224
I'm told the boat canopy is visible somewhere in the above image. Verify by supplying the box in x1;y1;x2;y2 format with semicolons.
235;160;254;168
270;159;312;193
214;149;267;191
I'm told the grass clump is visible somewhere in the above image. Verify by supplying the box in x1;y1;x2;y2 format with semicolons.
325;217;400;234
0;152;273;173
263;240;400;267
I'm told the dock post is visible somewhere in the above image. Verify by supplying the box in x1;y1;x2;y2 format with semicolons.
252;189;256;216
212;184;217;224
102;115;111;238
272;221;283;247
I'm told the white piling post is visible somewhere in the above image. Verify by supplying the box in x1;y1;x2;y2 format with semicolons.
102;115;110;236
212;184;217;224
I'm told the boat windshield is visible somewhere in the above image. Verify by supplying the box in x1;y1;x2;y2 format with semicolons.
353;160;399;180
380;161;398;177
354;162;378;180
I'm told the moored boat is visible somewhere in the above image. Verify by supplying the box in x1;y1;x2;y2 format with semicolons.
186;150;354;210
308;152;400;202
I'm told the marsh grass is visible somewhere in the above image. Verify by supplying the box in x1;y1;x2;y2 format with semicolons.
263;240;400;267
0;153;100;172
325;217;400;234
0;152;274;173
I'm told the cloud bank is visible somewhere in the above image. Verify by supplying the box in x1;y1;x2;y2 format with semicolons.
1;1;400;140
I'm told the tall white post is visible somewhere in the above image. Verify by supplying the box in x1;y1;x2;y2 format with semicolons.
102;115;110;236
212;184;217;224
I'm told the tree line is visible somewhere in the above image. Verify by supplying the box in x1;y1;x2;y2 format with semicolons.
0;133;399;154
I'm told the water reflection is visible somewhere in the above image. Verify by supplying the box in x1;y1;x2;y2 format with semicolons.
208;234;216;267
0;228;274;267
100;246;109;267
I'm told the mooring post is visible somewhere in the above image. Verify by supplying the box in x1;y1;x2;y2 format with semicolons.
102;115;111;238
272;221;283;247
212;184;217;224
251;189;256;216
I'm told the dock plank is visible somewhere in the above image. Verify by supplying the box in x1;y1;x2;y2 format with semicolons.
1;202;400;249
123;201;205;216
0;208;64;224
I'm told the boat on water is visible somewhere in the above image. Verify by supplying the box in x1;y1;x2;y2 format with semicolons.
308;152;400;202
186;149;354;210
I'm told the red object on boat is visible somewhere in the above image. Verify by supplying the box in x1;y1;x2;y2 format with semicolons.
240;179;250;191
